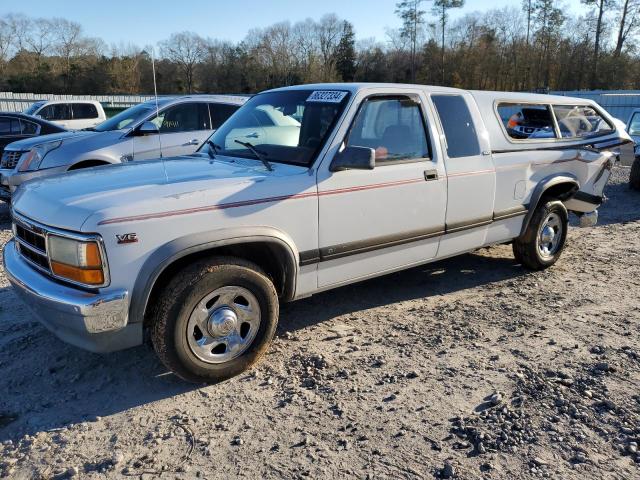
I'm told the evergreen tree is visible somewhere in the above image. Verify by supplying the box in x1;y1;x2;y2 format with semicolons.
335;21;356;82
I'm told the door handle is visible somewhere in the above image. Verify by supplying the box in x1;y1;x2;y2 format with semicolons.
245;132;260;138
424;169;438;181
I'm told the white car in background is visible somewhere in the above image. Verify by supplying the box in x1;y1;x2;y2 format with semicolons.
0;95;248;199
24;100;107;130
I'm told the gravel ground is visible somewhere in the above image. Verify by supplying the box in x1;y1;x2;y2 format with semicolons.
0;166;639;479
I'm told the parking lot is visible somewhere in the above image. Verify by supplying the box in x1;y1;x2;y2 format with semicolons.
0;165;639;479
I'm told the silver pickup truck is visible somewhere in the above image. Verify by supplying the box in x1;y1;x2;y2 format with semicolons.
3;83;630;383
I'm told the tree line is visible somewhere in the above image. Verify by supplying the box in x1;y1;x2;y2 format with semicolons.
1;1;640;96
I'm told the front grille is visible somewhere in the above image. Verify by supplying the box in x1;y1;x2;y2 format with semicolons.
1;151;23;169
14;217;51;274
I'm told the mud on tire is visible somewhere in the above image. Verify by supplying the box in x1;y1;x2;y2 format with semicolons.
150;256;279;383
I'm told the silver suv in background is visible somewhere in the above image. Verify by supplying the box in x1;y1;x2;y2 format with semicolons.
0;95;248;199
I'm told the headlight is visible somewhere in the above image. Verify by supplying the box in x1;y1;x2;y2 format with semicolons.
47;235;105;286
18;140;62;172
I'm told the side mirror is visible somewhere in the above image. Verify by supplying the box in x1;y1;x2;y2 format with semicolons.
135;121;159;136
329;146;375;172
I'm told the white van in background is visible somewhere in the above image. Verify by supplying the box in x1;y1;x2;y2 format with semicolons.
24;100;107;130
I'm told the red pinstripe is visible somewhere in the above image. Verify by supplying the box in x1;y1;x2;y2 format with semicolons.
97;155;594;226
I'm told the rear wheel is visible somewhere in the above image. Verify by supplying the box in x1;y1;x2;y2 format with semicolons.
151;256;279;383
513;200;568;270
630;156;640;191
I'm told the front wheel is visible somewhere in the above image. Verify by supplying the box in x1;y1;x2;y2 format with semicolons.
513;200;568;270
151;256;279;383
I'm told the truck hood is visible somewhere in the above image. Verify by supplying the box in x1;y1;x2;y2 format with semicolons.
8;130;124;152
12;154;310;231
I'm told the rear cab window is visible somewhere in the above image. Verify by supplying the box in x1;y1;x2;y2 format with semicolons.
431;95;481;158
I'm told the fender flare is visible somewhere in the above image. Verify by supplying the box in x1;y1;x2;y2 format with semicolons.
520;174;579;236
128;226;300;324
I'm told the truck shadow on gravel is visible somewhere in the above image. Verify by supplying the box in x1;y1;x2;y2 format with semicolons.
0;250;526;442
279;252;526;335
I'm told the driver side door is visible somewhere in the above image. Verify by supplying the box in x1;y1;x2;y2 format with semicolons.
315;91;447;288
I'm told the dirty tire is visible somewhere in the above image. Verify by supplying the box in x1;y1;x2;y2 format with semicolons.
513;200;568;271
151;256;279;383
630;157;640;191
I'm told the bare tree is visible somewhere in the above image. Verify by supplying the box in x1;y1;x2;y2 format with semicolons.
433;0;465;83
395;0;427;82
50;18;101;92
0;18;12;70
5;14;31;51
159;31;207;93
582;0;614;88
614;0;640;56
315;14;343;81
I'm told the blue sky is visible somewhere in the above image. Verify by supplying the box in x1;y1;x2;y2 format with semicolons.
3;0;585;46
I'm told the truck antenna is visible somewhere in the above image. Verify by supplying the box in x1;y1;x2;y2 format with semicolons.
151;47;163;159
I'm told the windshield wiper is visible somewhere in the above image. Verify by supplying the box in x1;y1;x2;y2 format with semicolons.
82;127;96;131
206;140;222;160
234;140;273;171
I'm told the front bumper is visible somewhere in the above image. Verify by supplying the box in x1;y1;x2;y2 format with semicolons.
3;239;141;352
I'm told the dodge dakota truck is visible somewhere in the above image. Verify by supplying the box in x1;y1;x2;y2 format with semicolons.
3;84;630;383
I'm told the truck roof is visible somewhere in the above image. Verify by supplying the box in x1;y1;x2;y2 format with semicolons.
265;83;596;106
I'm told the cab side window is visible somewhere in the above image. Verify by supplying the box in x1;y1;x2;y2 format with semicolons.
552;105;614;139
346;97;430;163
72;103;99;120
0;117;22;135
153;103;211;132
432;95;481;158
39;104;72;121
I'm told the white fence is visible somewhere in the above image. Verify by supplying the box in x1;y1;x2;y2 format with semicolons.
0;92;155;113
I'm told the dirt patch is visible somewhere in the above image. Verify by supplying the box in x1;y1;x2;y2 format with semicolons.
0;167;639;479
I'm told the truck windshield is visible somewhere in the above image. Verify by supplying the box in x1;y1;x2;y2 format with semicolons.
94;103;155;132
206;89;350;167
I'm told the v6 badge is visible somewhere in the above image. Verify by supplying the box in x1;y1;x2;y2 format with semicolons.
116;233;138;244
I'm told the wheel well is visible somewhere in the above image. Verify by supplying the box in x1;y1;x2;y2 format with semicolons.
520;180;578;237
142;241;294;327
68;160;110;170
539;182;579;203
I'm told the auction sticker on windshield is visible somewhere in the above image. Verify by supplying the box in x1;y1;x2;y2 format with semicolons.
307;91;348;103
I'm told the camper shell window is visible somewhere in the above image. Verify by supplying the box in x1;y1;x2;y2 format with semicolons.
497;103;556;140
497;101;615;142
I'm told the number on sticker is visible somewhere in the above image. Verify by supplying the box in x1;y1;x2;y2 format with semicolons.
307;91;347;103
